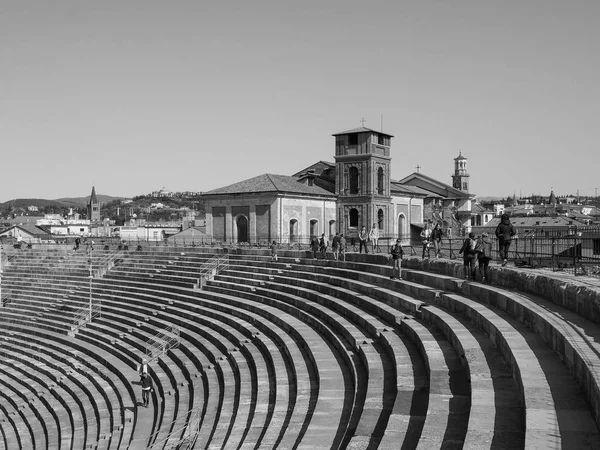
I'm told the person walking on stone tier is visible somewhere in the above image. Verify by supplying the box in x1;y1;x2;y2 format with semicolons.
138;358;149;382
319;233;328;259
141;372;153;408
495;213;516;267
310;235;319;260
389;238;404;280
459;232;477;280
270;240;278;262
475;232;493;282
339;234;346;262
431;223;443;258
420;220;433;259
359;226;369;254
369;223;380;253
331;232;340;260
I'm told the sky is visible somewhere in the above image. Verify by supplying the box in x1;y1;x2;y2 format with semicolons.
1;0;599;202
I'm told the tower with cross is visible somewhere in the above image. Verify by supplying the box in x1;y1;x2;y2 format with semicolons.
332;123;394;238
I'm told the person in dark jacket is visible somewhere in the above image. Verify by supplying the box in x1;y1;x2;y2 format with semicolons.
389;239;404;280
459;232;477;280
141;372;153;408
310;236;320;260
475;232;493;282
358;226;369;254
495;213;516;266
430;223;443;258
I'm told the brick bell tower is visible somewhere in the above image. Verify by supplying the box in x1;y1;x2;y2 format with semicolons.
333;125;394;239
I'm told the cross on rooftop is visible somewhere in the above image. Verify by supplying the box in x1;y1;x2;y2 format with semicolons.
416;165;421;173
360;118;366;127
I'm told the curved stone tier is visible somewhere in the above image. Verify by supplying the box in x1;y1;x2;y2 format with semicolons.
1;246;599;449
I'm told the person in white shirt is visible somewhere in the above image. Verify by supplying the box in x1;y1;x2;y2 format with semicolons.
368;223;380;253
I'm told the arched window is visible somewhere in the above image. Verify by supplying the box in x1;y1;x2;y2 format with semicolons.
377;167;384;195
349;167;359;194
289;219;298;243
329;220;336;237
398;214;406;239
310;219;318;238
377;209;384;230
349;208;359;228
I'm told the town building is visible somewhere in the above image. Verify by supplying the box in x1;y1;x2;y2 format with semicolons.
202;126;478;244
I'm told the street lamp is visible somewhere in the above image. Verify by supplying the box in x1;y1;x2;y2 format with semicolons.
0;244;3;307
88;244;93;320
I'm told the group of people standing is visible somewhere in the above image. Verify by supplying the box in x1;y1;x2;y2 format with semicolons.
420;220;444;259
357;224;381;254
269;213;516;282
458;213;517;281
308;232;347;261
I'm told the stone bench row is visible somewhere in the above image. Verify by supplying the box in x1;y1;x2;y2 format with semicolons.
1;272;304;448
228;255;600;448
0;325;135;449
212;261;478;448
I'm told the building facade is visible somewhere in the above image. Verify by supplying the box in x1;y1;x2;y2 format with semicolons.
202;126;475;243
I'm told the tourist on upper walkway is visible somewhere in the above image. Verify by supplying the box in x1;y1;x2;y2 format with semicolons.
369;223;379;253
331;233;340;260
310;236;319;260
319;233;328;259
475;232;493;282
270;240;278;262
339;234;346;262
420;220;433;259
359;226;369;254
459;232;477;280
431;223;443;258
495;213;516;267
390;239;404;280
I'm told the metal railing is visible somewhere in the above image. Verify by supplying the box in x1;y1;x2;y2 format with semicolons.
145;325;180;362
147;406;201;449
93;250;124;278
68;303;102;336
198;254;229;289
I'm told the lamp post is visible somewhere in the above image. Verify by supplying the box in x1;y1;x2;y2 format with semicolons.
88;243;93;320
0;244;3;307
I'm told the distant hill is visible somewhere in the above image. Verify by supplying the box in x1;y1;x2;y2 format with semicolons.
0;195;127;210
55;195;127;207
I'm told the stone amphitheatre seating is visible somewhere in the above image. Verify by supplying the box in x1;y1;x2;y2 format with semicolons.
0;244;600;449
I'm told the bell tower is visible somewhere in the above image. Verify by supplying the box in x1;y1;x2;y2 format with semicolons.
333;125;394;238
452;151;470;192
87;186;101;223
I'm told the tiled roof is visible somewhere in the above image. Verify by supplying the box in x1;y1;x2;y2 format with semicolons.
292;161;335;178
332;127;394;138
390;181;430;197
397;172;473;199
205;173;335;197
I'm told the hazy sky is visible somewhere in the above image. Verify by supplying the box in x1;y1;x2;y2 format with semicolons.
1;0;599;202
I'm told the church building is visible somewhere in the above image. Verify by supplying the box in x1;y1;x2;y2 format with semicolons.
203;126;475;244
